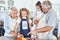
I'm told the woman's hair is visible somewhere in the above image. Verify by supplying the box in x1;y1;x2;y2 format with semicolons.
36;1;42;10
19;8;30;24
9;6;18;14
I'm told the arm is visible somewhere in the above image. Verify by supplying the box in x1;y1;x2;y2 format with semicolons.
15;23;19;32
16;23;24;38
15;17;21;32
35;26;52;33
33;12;39;25
4;16;11;33
28;13;57;35
35;13;57;33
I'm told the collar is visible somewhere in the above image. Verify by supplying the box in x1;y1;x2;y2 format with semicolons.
22;17;27;19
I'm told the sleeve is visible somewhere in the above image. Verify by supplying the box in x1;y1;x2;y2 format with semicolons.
46;13;57;28
16;18;21;24
4;16;11;33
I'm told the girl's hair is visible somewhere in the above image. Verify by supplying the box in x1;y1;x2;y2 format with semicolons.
19;8;30;24
36;1;42;10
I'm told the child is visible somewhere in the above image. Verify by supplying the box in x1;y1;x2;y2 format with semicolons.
26;1;44;39
33;1;43;23
16;8;32;38
4;6;18;40
33;1;43;30
31;1;43;36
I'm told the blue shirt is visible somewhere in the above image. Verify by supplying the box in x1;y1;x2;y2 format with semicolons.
45;9;57;39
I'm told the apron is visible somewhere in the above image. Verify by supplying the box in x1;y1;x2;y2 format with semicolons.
37;14;48;39
19;18;31;38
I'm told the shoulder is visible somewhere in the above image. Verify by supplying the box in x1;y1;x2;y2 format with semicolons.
16;16;21;23
46;9;57;22
47;9;57;18
4;14;9;21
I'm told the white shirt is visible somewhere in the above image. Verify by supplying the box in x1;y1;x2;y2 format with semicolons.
8;16;17;31
4;16;17;37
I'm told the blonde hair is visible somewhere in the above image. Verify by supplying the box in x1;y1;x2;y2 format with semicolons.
9;6;18;14
19;8;30;24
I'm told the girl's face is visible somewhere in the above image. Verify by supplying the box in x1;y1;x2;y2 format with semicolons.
21;11;27;17
36;5;41;11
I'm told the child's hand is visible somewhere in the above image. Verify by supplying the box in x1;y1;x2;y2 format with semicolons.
33;19;39;25
20;34;24;38
18;33;24;38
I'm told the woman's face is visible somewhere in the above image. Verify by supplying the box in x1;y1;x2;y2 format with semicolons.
10;10;17;19
21;11;27;17
36;5;41;11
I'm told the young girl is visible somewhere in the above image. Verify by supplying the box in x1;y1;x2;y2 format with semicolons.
27;1;44;39
16;8;32;38
33;1;43;30
34;1;43;23
32;1;43;33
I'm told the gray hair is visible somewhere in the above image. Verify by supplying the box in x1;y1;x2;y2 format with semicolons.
42;1;52;9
